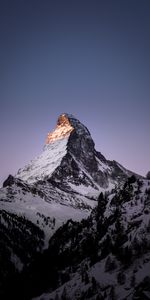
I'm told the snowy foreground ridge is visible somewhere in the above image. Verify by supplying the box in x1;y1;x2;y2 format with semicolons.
33;178;150;300
0;113;149;300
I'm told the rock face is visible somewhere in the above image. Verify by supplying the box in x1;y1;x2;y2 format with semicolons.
51;114;108;190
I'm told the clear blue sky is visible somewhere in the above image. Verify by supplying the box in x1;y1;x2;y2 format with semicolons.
0;0;150;185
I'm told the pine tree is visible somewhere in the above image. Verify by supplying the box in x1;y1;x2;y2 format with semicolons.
117;272;126;285
54;293;60;300
130;273;136;287
109;286;116;300
97;192;107;219
61;287;68;300
91;276;97;290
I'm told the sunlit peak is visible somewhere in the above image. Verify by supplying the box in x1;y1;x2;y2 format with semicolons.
46;114;74;144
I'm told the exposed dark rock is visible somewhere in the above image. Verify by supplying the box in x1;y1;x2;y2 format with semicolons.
3;175;15;187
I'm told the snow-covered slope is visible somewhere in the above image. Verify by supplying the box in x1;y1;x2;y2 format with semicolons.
0;176;91;248
16;137;68;184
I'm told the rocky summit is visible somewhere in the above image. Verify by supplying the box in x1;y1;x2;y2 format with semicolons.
46;113;74;143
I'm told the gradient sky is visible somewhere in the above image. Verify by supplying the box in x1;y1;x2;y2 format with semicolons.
0;0;150;185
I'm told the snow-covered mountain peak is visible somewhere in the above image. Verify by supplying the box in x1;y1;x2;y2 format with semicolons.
15;113;138;196
16;113;95;185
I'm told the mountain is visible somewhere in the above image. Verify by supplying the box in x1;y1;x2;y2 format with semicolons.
16;113;136;197
0;113;147;299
